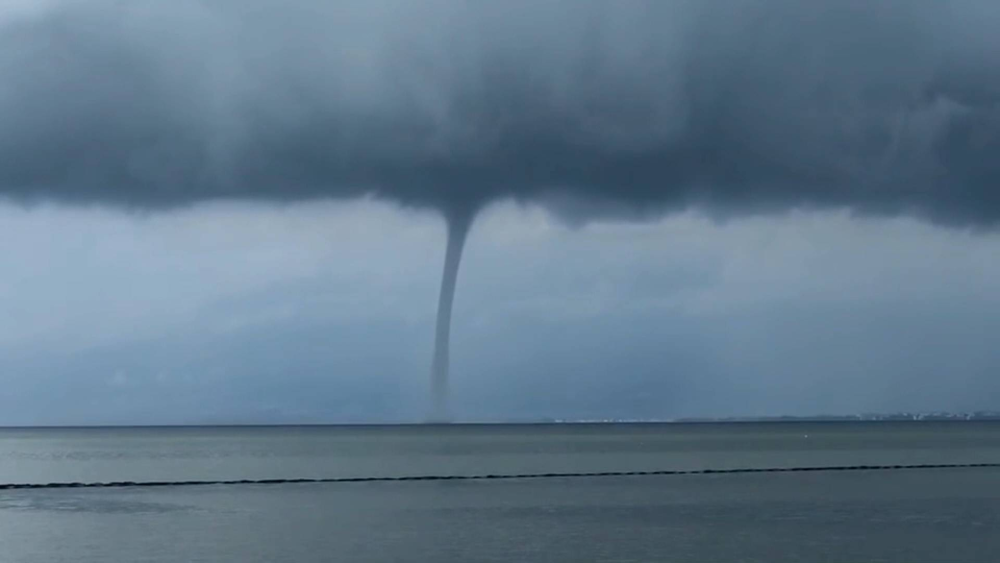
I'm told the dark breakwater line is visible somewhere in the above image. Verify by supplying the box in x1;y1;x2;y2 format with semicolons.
2;463;999;491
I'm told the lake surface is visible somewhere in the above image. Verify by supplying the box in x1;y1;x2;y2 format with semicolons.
2;422;999;562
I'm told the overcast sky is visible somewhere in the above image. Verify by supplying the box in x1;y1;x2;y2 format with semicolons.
1;0;999;424
0;200;997;425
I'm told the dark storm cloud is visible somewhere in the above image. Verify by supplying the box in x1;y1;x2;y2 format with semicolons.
1;0;998;223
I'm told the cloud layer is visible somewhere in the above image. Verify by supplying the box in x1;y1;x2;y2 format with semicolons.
0;0;998;223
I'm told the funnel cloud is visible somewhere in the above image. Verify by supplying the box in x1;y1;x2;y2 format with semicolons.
1;0;999;416
430;204;474;421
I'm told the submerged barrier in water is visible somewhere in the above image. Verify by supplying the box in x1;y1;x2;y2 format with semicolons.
1;463;999;490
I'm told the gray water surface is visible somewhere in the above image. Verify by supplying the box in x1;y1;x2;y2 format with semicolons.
3;422;1000;483
2;422;999;562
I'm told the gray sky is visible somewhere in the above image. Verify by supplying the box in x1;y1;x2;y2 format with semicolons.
1;0;998;221
1;0;999;424
0;200;998;424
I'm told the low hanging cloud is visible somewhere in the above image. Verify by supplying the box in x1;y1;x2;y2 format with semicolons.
0;0;997;224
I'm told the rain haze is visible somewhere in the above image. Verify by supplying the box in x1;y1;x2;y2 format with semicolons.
0;0;998;424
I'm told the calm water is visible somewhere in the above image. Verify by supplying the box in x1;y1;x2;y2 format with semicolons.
2;422;1000;562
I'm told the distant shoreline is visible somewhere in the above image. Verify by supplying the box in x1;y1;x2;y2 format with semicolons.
3;415;1000;430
